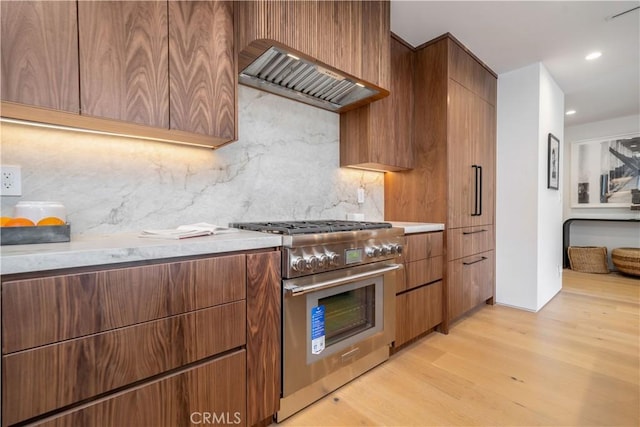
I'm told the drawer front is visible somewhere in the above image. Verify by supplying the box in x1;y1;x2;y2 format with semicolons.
447;225;494;261
400;256;443;293
395;281;443;347
2;254;246;353
3;301;245;425
448;250;494;322
33;350;247;427
404;231;443;263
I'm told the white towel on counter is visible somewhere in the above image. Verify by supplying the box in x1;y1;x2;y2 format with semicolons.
139;222;239;240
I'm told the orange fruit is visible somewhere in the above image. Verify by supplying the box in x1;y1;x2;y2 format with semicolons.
0;216;12;226
4;217;36;227
37;216;65;226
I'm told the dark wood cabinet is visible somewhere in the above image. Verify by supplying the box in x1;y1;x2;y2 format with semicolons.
1;0;236;148
77;1;169;127
448;80;495;228
395;281;442;347
2;249;281;427
448;250;495;321
0;1;79;113
168;0;235;140
246;251;281;426
386;34;496;331
394;231;444;348
34;352;246;427
340;34;414;171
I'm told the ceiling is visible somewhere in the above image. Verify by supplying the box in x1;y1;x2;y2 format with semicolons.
390;1;640;127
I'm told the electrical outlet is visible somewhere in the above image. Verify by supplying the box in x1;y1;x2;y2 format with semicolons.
1;165;22;196
357;187;365;204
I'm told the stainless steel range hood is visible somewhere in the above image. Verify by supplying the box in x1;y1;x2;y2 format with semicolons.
239;47;382;112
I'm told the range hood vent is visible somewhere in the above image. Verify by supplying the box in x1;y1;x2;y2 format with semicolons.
239;47;381;112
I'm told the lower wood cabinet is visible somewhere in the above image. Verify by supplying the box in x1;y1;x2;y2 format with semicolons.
394;231;444;348
448;250;495;322
395;281;442;347
1;249;281;427
33;351;246;427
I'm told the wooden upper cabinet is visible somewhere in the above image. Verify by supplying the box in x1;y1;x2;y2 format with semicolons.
447;79;495;228
449;41;497;106
2;1;236;148
169;1;235;139
236;0;390;91
340;35;413;171
0;1;79;112
78;1;169;127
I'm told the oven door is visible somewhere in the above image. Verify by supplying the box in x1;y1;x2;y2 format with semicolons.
281;261;399;398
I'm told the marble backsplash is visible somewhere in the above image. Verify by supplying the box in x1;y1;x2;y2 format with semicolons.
0;86;384;236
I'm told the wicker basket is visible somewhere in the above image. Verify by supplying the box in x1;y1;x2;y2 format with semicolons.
568;246;609;274
611;248;640;277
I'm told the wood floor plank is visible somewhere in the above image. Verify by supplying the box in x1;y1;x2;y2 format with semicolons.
278;270;639;426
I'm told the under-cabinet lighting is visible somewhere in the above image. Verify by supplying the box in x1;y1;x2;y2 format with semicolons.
355;82;365;88
287;53;300;60
585;51;602;60
566;110;576;115
0;117;217;149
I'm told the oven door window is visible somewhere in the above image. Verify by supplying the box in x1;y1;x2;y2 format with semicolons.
306;276;383;364
320;285;375;347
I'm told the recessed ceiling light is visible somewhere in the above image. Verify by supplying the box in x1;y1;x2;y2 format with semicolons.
585;52;602;60
566;110;576;115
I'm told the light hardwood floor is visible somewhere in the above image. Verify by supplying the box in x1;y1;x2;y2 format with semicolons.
279;270;639;426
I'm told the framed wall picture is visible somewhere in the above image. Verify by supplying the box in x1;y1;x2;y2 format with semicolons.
547;133;560;190
570;133;640;208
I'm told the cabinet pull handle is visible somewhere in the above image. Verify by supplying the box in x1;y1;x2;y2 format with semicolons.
472;165;479;216
463;256;488;266
478;165;483;216
462;229;488;235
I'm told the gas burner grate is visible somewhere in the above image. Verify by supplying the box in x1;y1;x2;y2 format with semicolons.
230;220;392;235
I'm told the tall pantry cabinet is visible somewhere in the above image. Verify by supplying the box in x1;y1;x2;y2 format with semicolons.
385;34;497;332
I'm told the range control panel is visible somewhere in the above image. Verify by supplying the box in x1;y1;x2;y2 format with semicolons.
283;237;404;278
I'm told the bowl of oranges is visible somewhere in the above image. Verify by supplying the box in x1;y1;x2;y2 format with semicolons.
1;201;70;245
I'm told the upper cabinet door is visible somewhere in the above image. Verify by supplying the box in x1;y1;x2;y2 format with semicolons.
168;1;235;140
78;1;169;127
1;1;79;113
447;80;475;228
476;97;496;226
448;80;495;228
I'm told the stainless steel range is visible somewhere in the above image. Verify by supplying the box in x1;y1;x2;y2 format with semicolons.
230;220;404;421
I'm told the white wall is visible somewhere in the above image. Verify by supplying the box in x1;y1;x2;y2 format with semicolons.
0;86;385;235
536;65;564;308
496;63;540;310
496;62;564;312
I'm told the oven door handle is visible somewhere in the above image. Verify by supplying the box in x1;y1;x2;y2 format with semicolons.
284;264;401;296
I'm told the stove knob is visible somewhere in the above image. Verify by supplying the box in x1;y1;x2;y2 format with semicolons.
381;245;392;255
318;254;329;268
395;244;404;255
291;257;306;272
306;256;319;270
366;246;381;257
328;252;340;266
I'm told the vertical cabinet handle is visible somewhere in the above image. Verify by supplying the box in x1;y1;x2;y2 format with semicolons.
471;165;479;216
478;165;483;216
471;164;483;217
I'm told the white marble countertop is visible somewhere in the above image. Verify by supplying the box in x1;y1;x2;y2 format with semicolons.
388;221;445;234
0;230;282;275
